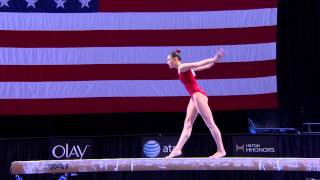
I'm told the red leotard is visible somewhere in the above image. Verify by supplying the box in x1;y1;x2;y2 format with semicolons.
179;69;207;97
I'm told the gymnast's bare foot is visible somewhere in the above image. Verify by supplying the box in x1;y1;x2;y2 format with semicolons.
165;150;182;159
209;151;226;159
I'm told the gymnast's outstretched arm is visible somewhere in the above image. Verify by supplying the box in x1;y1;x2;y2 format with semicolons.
179;48;224;72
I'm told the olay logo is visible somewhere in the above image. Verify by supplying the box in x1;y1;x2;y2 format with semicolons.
51;143;90;159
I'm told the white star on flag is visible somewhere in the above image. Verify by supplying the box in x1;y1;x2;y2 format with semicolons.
0;0;10;8
54;0;67;8
79;0;91;8
25;0;38;8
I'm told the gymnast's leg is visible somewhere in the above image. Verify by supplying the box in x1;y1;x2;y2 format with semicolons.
165;98;198;158
192;92;226;158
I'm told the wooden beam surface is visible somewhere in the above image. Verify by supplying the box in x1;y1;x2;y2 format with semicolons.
11;157;320;174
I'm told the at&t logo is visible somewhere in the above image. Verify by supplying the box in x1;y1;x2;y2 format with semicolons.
143;140;161;158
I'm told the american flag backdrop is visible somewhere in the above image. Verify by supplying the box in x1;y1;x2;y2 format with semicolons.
0;0;277;115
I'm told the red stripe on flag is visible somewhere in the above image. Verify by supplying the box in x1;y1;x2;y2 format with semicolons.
0;93;278;115
0;26;276;47
0;60;276;81
99;0;277;12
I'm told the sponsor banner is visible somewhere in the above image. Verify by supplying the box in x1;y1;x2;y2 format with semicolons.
49;138;93;160
232;135;277;157
141;136;179;158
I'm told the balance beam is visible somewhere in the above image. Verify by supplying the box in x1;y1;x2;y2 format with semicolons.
11;157;320;175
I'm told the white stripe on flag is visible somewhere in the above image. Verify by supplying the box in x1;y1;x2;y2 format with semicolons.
0;76;277;99
0;8;277;31
0;43;276;65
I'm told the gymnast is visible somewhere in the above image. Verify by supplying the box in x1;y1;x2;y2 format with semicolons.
165;49;226;159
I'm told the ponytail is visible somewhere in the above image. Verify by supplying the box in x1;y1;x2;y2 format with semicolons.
169;49;182;60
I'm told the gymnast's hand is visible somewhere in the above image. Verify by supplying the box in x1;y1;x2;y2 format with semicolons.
212;48;224;63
